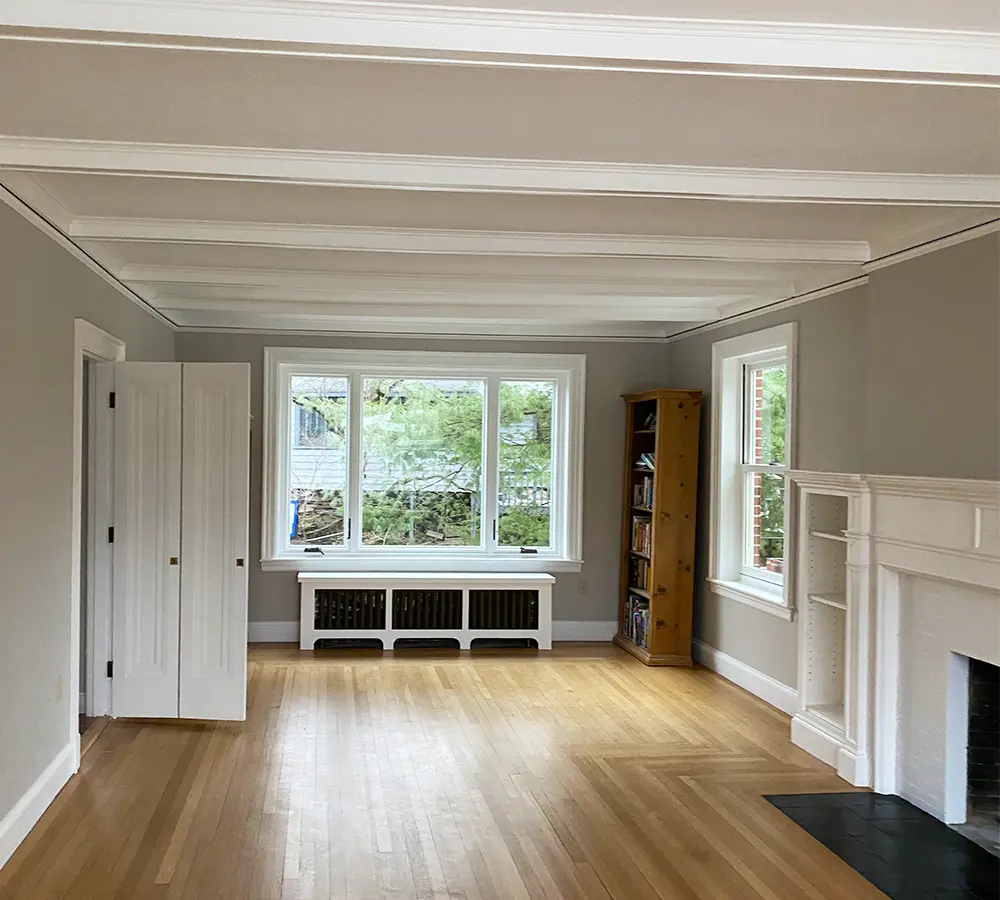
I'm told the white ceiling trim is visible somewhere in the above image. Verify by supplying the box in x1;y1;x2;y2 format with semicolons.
2;0;999;79
120;265;794;296
166;308;679;338
80;219;870;263
155;295;721;322
0;179;176;329
3;137;997;204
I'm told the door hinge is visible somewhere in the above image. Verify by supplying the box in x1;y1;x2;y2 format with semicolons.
106;661;114;678
107;526;115;543
108;391;116;409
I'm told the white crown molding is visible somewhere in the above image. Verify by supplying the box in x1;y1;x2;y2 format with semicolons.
0;180;177;330
2;1;999;80
0;171;74;231
863;475;1000;506
867;210;1000;260
3;137;997;204
80;218;871;263
863;217;1000;272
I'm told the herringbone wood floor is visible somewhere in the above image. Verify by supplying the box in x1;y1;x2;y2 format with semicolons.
0;645;885;900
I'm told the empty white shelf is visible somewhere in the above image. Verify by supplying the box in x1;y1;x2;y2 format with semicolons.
808;592;847;611
809;703;845;730
810;530;848;543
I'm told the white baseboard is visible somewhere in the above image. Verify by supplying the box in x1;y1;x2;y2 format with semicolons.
693;639;799;715
0;742;75;871
249;620;618;644
790;714;841;767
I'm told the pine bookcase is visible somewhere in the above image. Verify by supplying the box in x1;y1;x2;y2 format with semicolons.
615;389;702;666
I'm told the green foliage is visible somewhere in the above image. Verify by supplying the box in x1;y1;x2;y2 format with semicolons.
757;365;787;565
291;379;554;548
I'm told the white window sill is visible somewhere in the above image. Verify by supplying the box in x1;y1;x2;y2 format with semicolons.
261;555;583;574
708;577;794;621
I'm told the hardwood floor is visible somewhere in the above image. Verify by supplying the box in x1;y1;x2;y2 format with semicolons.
0;645;886;900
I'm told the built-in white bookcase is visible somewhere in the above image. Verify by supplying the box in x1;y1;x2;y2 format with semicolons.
789;472;871;787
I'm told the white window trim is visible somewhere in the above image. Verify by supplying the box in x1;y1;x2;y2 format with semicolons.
261;347;585;573
709;323;797;620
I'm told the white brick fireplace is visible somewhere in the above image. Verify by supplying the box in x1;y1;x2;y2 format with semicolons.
789;473;1000;824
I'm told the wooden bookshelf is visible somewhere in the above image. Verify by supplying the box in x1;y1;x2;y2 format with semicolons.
615;389;702;666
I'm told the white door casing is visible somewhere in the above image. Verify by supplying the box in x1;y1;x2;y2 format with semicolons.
111;363;182;718
179;364;250;721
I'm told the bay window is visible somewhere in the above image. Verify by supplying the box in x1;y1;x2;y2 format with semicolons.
262;349;584;572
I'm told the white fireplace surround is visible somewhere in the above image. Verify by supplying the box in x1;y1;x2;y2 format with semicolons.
788;472;1000;824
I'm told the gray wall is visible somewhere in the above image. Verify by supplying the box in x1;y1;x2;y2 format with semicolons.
0;202;175;828
668;234;1000;688
175;332;671;626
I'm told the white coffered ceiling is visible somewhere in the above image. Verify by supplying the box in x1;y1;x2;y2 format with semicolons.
0;1;998;338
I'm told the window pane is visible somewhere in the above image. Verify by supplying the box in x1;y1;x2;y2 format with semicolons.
747;362;787;465
498;381;554;548
745;471;785;573
289;376;348;546
361;378;484;546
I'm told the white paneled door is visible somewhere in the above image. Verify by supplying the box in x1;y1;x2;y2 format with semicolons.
110;363;183;718
108;362;250;721
180;364;250;721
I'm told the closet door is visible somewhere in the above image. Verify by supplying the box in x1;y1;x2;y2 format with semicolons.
179;364;250;721
112;363;182;718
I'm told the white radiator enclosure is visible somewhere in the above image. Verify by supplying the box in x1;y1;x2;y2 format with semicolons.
298;573;554;650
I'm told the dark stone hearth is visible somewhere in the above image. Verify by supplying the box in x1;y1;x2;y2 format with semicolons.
767;792;1000;900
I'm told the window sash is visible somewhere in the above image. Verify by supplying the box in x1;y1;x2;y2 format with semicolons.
266;351;577;565
739;464;786;586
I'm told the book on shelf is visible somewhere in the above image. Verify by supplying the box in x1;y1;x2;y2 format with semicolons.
632;474;653;509
635;452;655;471
642;412;657;430
628;555;651;592
624;592;650;648
631;516;651;556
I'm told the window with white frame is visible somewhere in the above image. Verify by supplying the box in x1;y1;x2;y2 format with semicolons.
262;349;585;572
709;324;795;618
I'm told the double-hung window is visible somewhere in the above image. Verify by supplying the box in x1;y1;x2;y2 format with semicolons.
709;324;796;618
262;349;585;572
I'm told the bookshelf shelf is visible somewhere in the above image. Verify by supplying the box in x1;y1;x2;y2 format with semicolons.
809;592;847;611
811;530;848;543
618;388;702;667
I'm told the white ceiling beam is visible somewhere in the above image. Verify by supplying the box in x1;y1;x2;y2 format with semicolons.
149;283;733;313
119;265;795;296
3;137;996;205
154;296;721;324
1;1;998;80
88;220;871;263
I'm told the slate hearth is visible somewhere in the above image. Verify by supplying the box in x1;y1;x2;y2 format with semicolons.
767;792;1000;899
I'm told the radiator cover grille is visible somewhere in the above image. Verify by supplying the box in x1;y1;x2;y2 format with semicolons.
314;589;386;630
469;590;539;630
392;590;463;630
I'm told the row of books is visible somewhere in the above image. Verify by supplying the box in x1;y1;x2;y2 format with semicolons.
631;517;652;556
628;556;650;592
624;593;650;649
640;412;657;430
635;452;655;471
632;475;653;509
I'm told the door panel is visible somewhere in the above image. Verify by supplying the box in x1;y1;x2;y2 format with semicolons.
179;364;250;721
112;363;182;718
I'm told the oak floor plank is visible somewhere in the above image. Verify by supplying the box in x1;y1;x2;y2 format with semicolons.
1;645;887;900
